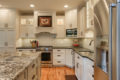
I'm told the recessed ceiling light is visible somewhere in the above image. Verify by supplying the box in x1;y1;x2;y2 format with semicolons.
30;4;35;8
64;5;68;8
0;5;2;7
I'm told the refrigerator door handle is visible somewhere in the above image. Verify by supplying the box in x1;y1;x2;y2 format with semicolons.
109;3;116;80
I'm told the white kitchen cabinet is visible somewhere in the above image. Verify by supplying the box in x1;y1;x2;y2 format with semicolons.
65;49;74;68
20;16;35;38
0;9;16;29
75;53;83;80
0;29;16;53
75;52;94;80
55;16;65;38
53;49;66;66
65;9;78;29
28;59;37;80
36;53;41;80
56;26;65;38
77;6;86;38
15;69;27;80
82;58;94;80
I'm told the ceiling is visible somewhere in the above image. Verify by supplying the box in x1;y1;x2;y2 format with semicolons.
0;0;85;11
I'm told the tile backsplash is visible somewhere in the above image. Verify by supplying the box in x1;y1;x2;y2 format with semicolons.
16;33;94;50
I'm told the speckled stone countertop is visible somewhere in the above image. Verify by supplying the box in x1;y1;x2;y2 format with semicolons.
53;46;95;61
0;52;41;80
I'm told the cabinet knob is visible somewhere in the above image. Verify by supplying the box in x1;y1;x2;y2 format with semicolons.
4;42;8;46
81;32;83;36
92;75;94;78
57;50;61;51
57;55;61;57
92;65;94;68
32;64;35;68
32;75;35;80
57;61;61;63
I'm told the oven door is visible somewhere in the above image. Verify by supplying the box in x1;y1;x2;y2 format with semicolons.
41;51;52;64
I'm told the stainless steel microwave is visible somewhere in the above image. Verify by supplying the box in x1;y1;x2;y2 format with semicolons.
66;28;77;37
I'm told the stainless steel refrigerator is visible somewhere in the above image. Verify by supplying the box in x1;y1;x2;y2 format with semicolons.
109;0;120;80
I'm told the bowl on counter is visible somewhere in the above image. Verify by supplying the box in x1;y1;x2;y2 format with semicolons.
73;44;79;47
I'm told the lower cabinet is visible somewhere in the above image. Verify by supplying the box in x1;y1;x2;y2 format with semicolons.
53;49;74;67
15;54;41;80
75;53;94;80
65;49;74;68
53;49;66;66
82;58;94;80
75;53;83;80
15;68;27;80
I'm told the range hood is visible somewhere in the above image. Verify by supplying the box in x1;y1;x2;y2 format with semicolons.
35;27;57;34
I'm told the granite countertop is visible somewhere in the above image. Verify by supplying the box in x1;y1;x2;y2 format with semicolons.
0;52;41;80
16;47;36;49
73;48;95;61
16;46;95;61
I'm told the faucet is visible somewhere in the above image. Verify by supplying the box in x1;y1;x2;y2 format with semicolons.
89;40;94;46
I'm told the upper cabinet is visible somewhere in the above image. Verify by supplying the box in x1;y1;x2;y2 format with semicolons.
0;9;16;29
65;9;78;29
78;6;86;38
20;16;33;26
20;16;35;38
55;16;65;38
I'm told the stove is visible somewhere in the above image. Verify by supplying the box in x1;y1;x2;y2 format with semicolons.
36;46;53;67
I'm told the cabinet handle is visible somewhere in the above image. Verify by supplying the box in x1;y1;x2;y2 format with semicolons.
77;63;79;68
71;51;74;55
4;42;8;46
24;71;26;79
32;75;35;80
57;61;61;63
57;50;61;51
57;55;61;57
81;32;83;36
32;64;35;68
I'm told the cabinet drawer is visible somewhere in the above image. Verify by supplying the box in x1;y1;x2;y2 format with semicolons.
28;60;37;76
53;60;65;65
53;53;65;59
53;49;66;54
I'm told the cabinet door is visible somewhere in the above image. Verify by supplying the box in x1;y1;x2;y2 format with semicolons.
8;10;16;28
65;9;77;29
65;49;74;68
6;29;15;47
0;9;16;29
20;26;28;38
0;29;6;48
0;10;8;28
56;26;65;38
71;9;77;28
78;7;86;38
65;11;72;29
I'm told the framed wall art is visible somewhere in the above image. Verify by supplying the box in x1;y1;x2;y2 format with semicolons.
38;16;52;27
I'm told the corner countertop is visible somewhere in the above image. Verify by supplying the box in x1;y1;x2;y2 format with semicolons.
53;46;95;61
16;46;95;61
0;52;41;80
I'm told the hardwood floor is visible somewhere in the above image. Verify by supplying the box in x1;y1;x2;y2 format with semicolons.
40;67;75;80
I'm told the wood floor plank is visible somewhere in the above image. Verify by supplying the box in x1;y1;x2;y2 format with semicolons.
40;67;75;80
